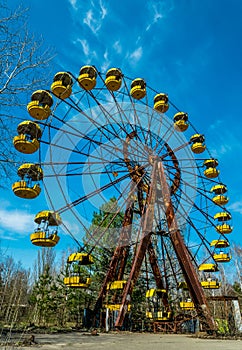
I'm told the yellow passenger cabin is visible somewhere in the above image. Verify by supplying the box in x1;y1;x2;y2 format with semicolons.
199;263;219;272
190;134;206;154
180;300;195;310
210;239;229;248
107;280;127;290
130;78;146;99
12;163;43;199
173;112;189;132
216;223;233;234
13;121;42;154
64;276;91;288
203;159;219;178
105;68;122;91
201;280;221;289
34;210;62;226
67;252;94;265
30;210;62;247
30;230;60;247
214;212;231;221
153;93;169;113
78;65;97;90
27;90;53;120
51;72;73;99
214;212;232;233
64;251;93;288
211;184;229;205
213;252;231;263
105;304;131;312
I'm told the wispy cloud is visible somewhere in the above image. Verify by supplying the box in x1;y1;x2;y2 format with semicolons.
69;0;77;11
209;143;232;159
228;201;242;215
128;47;143;63
83;0;108;34
146;1;174;31
0;207;33;235
101;50;111;71
113;40;122;54
146;4;163;31
78;39;90;56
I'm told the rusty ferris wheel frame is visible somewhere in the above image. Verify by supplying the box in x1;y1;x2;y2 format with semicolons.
12;66;233;332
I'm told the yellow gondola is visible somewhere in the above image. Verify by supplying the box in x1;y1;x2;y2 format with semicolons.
12;164;43;199
212;195;229;205
78;65;97;90
213;252;231;263
211;184;229;205
67;252;94;265
51;72;73;99
214;212;231;221
12;181;41;199
105;304;131;312
30;210;62;247
204;159;219;178
216;223;233;234
201;280;221;289
64;251;93;288
64;276;91;288
105;68;122;91
146;289;171;321
190;134;206;154
130;78;146;99
173;112;189;132
34;210;62;226
180;300;195;310
13;121;42;154
146;289;167;298
27;90;53;120
107;280;127;290
153;93;169;113
210;239;229;248
30;230;60;247
198;263;219;272
155;311;172;321
146;310;172;321
211;184;227;194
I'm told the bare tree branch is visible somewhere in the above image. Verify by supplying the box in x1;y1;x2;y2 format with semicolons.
0;1;55;187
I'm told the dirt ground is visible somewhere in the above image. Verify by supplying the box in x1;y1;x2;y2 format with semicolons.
4;332;242;350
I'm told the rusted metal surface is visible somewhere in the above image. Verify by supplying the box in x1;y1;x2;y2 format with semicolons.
157;161;216;332
115;161;158;327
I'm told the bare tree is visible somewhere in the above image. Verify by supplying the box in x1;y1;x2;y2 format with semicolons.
0;1;54;183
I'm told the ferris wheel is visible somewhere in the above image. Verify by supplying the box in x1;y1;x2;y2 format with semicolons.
12;66;233;331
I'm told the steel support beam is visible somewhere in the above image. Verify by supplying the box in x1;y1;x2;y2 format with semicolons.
157;161;216;331
115;161;158;327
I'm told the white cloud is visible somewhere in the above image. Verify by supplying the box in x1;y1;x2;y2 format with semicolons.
78;39;90;56
83;0;108;34
101;50;110;71
129;47;143;62
113;40;122;54
69;0;77;10
146;7;163;31
227;201;242;215
0;208;33;235
100;0;107;19
209;143;232;158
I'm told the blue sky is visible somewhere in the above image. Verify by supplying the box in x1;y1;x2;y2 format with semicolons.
1;0;242;271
